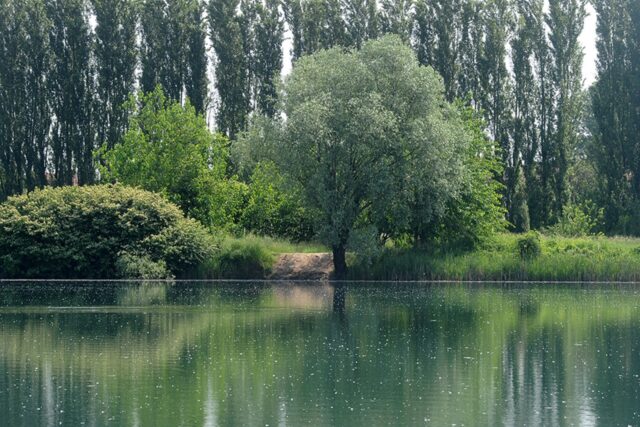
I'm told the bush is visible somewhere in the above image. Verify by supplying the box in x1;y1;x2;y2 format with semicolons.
0;184;215;279
208;236;274;279
546;202;604;237
115;252;172;280
517;232;542;260
240;162;314;242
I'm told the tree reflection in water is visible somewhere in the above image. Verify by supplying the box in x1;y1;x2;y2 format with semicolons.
0;282;639;426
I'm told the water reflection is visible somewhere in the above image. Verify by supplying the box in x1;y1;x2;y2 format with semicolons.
0;282;640;426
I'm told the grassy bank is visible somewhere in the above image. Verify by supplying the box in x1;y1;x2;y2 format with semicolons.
348;234;640;282
197;234;327;279
198;233;640;282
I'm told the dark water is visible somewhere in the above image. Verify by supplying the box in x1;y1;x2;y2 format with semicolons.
1;282;640;426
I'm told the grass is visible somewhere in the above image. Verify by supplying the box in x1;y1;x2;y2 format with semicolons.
232;234;328;254
348;233;640;282
194;232;640;282
195;234;327;279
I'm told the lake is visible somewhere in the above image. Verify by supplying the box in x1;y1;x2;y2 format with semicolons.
1;282;639;426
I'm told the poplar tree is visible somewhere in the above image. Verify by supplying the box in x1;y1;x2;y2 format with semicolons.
47;0;96;185
141;0;207;111
413;0;436;67
140;0;169;95
528;0;554;227
479;0;514;198
0;0;52;197
283;0;347;60
457;0;484;103
342;0;379;49
185;0;209;115
209;0;249;138
413;0;485;102
591;0;639;232
253;0;284;117
510;0;538;231
379;0;413;41
413;0;462;101
92;0;137;149
547;0;586;220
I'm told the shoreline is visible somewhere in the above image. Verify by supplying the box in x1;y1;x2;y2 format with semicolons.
5;278;640;285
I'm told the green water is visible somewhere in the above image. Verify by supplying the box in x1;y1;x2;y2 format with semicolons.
1;282;640;426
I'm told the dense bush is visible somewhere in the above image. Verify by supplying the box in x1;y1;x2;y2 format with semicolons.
239;162;314;242
115;252;172;280
517;232;542;260
546;202;604;237
0;185;215;279
207;236;274;279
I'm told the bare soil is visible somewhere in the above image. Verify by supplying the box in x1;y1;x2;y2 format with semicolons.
269;253;334;281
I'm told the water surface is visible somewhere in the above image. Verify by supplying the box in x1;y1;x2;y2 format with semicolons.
1;281;640;426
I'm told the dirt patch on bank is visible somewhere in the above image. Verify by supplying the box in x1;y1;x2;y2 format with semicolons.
270;253;334;281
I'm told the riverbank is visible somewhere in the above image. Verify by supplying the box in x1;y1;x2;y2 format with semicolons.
213;233;640;282
348;234;640;282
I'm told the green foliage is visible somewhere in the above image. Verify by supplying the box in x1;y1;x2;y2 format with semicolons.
349;233;640;282
97;86;242;228
239;36;476;275
517;232;542;260
115;252;172;280
546;202;604;237
426;104;507;247
0;185;215;279
240;162;314;242
207;235;275;279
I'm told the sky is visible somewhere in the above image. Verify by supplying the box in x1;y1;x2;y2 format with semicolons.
582;4;598;87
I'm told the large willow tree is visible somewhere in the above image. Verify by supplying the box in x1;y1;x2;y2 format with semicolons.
239;36;492;277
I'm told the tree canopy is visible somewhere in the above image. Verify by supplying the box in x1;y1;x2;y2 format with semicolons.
238;36;503;276
97;86;236;228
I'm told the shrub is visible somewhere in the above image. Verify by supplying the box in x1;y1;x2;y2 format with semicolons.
546;202;604;237
517;232;542;260
0;184;215;279
208;236;275;279
115;252;172;280
240;162;314;242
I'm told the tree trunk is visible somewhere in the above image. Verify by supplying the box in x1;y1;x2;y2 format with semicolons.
332;243;347;280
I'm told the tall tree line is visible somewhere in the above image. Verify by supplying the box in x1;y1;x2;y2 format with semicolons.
280;0;588;230
209;0;283;139
1;0;639;237
0;0;280;199
590;0;640;234
0;0;51;195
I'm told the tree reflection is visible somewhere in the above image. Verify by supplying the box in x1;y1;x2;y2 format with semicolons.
332;283;346;315
0;283;640;426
